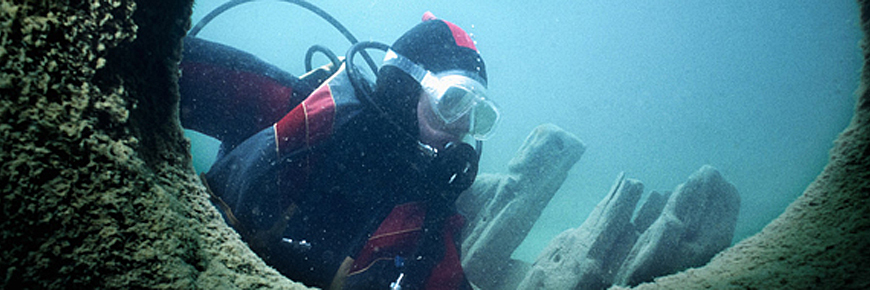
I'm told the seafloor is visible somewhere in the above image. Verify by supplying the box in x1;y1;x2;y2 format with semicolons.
0;0;867;289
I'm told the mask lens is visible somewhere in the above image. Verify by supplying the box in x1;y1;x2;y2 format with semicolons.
470;100;499;140
435;86;476;123
429;74;500;140
384;51;501;140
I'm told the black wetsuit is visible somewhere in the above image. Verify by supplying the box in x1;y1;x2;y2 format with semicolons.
180;36;470;290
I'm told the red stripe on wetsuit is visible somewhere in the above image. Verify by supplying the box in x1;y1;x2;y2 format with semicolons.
274;83;336;155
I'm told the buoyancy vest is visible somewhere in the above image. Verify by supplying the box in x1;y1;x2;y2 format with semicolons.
203;62;388;287
181;37;471;289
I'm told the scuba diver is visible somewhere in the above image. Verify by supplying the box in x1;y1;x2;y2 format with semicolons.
179;2;500;289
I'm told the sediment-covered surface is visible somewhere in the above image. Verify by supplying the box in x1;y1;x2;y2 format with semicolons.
0;0;307;288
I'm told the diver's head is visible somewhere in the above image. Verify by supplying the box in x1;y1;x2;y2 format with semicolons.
374;12;499;150
371;12;500;198
391;11;487;84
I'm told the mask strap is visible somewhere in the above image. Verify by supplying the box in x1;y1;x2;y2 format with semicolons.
384;50;443;89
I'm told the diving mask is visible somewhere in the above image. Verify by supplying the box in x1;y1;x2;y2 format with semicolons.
384;50;500;140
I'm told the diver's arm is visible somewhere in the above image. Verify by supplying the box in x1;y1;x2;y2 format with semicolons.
179;37;310;147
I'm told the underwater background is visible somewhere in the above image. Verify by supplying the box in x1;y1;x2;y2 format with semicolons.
185;0;862;263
